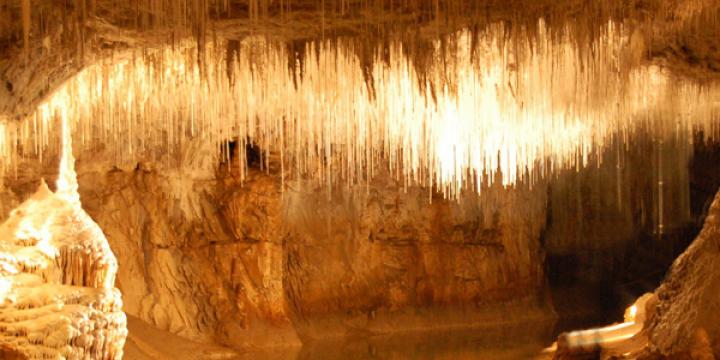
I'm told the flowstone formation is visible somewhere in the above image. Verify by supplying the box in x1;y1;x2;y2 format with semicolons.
0;119;127;359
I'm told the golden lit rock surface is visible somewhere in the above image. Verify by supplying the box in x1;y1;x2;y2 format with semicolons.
70;145;552;348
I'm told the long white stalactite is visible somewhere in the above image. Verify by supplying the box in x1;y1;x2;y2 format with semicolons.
0;20;719;199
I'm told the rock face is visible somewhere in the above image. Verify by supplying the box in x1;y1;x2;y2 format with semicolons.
0;179;127;359
279;173;549;340
547;188;720;359
71;143;552;348
1;135;709;354
642;190;720;358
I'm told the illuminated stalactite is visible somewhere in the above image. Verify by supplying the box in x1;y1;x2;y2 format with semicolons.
0;20;718;200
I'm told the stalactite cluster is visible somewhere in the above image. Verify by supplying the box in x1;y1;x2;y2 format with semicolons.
0;20;718;200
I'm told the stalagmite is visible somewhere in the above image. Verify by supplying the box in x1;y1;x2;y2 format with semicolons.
0;115;127;358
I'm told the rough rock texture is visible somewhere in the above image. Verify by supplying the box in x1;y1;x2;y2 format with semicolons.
62;141;552;349
0;179;127;359
279;172;549;340
0;0;717;353
641;190;720;358
1;133;708;353
547;187;720;360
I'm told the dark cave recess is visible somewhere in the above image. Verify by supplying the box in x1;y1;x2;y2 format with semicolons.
546;135;720;335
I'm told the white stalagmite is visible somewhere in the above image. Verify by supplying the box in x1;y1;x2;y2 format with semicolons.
0;115;127;358
55;111;80;205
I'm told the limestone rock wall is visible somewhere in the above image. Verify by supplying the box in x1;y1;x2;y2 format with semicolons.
277;172;549;340
0;134;707;353
70;148;552;348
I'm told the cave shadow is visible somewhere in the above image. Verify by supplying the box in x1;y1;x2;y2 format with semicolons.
546;135;720;337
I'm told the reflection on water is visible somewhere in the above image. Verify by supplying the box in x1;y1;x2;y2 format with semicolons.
234;321;556;360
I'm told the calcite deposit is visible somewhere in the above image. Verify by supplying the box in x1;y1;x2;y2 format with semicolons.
0;179;127;359
0;120;127;359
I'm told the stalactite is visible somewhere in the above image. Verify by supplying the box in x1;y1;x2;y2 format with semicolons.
1;20;719;200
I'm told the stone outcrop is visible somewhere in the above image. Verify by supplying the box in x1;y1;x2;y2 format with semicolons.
549;188;720;359
278;173;549;340
0;133;702;354
0;0;717;356
640;190;720;358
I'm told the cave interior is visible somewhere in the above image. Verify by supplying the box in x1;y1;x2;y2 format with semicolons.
1;0;720;359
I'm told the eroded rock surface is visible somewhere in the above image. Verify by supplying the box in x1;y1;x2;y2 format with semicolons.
641;191;720;358
548;189;720;359
69;144;552;349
